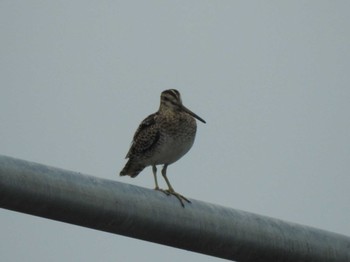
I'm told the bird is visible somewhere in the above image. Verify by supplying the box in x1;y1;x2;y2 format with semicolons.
120;89;206;207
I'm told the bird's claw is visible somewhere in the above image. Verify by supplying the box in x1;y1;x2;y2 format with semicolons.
155;188;191;207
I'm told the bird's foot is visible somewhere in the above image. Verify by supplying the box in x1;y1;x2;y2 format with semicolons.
168;190;191;208
155;188;191;207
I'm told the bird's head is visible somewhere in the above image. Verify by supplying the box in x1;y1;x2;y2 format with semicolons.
160;89;206;123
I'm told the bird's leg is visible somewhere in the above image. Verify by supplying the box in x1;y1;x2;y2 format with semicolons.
161;164;191;207
153;165;171;196
161;164;173;191
152;165;161;190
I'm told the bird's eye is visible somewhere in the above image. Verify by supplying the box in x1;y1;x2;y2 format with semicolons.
163;97;170;101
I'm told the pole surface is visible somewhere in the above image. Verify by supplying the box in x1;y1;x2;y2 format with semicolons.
0;155;349;261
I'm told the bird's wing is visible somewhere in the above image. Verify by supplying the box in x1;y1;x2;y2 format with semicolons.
125;113;160;158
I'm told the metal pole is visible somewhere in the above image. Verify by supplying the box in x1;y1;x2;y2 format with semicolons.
0;155;349;262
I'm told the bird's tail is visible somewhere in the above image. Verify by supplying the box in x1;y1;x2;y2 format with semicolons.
119;159;145;178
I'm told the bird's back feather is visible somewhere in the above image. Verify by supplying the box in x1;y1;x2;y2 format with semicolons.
125;112;161;158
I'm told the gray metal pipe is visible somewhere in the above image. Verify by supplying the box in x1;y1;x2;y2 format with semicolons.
0;154;349;261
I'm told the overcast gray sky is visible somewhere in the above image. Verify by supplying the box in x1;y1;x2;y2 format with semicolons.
1;1;350;261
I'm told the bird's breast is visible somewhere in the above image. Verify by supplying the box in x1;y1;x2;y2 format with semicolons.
150;114;197;165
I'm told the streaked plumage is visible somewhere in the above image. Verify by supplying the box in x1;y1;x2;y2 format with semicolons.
120;89;205;207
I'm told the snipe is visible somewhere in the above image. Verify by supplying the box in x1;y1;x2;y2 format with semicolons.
120;89;205;207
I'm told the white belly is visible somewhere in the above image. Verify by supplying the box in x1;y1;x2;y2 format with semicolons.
146;133;195;165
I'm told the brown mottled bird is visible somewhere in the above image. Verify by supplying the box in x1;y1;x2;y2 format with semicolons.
120;89;206;207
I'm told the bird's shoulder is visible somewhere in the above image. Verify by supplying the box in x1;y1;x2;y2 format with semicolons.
126;112;160;158
133;112;159;138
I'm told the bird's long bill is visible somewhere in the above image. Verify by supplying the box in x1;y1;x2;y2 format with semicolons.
182;105;206;123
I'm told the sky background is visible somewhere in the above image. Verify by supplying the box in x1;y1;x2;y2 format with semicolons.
1;1;350;261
